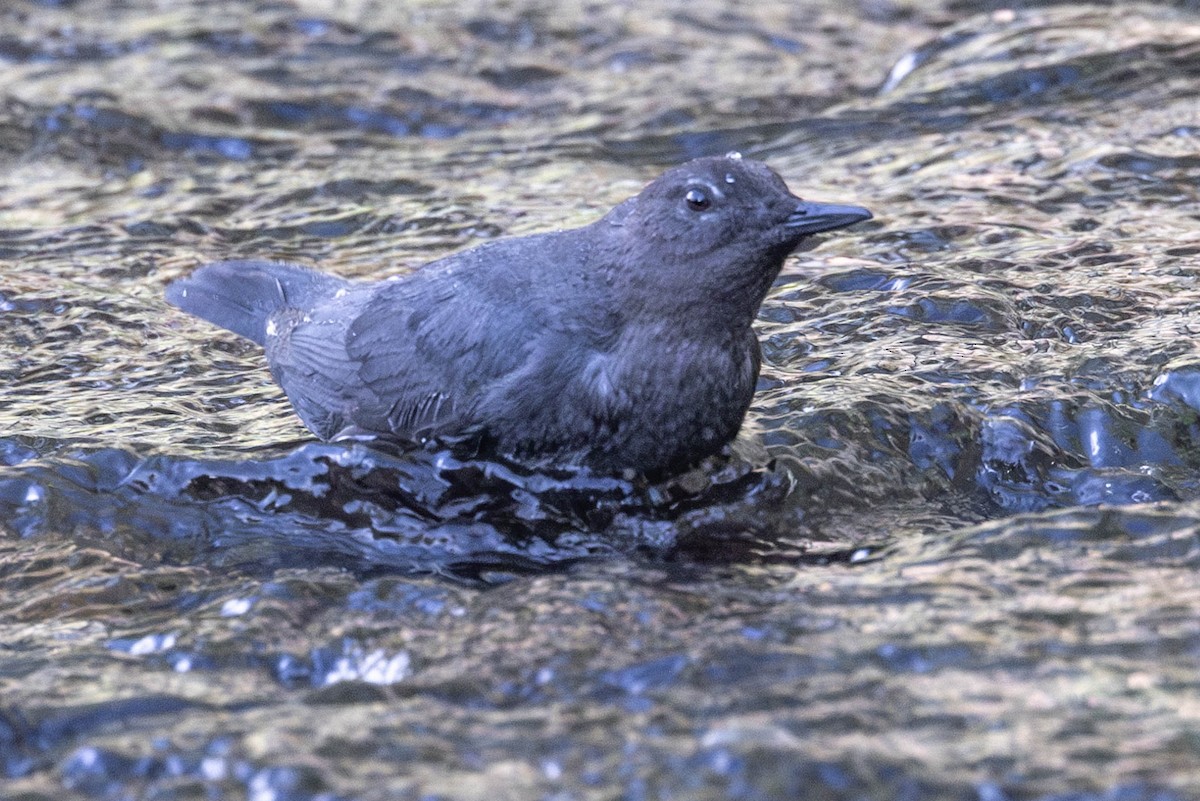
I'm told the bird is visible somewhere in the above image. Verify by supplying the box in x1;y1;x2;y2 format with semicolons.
166;154;871;474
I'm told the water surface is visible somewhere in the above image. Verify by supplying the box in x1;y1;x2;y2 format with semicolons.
2;1;1200;799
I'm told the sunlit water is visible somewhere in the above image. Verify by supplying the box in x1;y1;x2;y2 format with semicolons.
2;2;1200;799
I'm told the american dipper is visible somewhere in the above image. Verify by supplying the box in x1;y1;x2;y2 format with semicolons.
166;155;871;474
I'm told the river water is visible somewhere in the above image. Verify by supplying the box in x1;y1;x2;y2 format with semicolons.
2;1;1199;799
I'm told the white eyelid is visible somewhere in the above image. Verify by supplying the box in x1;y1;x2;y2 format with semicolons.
687;180;724;201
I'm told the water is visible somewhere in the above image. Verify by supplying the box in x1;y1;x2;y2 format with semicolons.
2;1;1200;799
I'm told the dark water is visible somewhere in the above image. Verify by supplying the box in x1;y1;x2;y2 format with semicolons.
3;1;1200;799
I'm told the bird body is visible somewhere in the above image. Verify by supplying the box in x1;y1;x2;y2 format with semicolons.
167;156;871;473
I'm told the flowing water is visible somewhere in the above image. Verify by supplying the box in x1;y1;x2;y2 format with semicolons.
2;1;1200;798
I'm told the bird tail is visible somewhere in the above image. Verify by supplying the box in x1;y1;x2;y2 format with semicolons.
165;260;349;346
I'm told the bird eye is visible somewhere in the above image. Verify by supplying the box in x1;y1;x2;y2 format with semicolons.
684;187;711;211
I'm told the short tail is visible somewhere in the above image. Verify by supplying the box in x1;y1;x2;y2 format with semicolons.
165;260;349;346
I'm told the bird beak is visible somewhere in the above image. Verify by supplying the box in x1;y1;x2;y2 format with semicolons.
784;200;873;236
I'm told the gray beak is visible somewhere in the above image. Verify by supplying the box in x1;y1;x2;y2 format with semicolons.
784;200;873;236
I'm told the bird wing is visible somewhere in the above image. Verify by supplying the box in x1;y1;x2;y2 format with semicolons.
341;252;548;441
267;231;600;447
262;294;376;440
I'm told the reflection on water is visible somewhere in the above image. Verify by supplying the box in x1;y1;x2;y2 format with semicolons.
0;438;809;581
2;1;1200;799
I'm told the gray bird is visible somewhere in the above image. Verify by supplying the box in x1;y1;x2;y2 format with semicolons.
166;155;871;474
